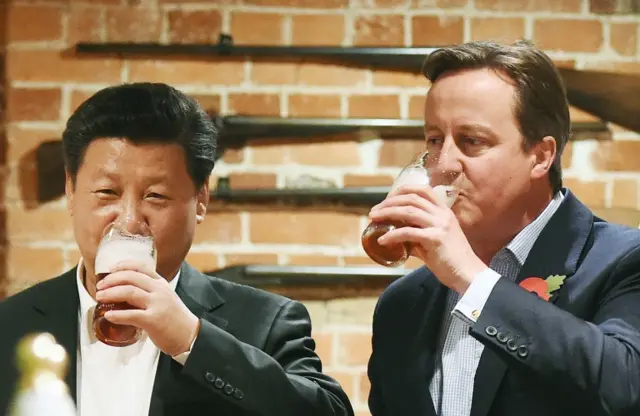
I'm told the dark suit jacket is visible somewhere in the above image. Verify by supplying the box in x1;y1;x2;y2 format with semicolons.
0;262;354;416
367;189;640;416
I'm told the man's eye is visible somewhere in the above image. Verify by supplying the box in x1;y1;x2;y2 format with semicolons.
96;189;116;195
147;193;166;199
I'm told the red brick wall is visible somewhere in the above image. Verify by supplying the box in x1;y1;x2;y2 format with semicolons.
4;0;640;413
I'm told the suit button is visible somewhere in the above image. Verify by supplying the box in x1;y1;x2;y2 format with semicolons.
233;389;244;400
214;377;225;389
204;372;216;383
485;326;498;337
496;332;508;343
224;383;234;395
517;345;529;358
506;339;518;352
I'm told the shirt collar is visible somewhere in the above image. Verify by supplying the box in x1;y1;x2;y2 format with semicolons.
504;190;565;266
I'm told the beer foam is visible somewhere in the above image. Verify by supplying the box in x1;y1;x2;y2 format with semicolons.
433;185;458;208
95;238;156;274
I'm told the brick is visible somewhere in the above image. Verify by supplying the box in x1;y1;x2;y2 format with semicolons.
167;10;222;44
7;246;65;287
412;15;464;46
251;143;287;165
230;13;284;46
8;5;63;43
344;174;394;187
312;332;334;365
326;371;356;398
222;149;245;164
7;88;62;122
6;125;62;166
563;178;606;207
354;15;405;47
228;93;281;116
534;19;603;53
582;61;640;74
242;0;348;8
589;0;629;13
289;141;360;166
408;95;425;119
298;64;368;87
612;179;637;209
7;50;123;83
336;332;372;366
222;253;279;266
348;95;401;118
249;212;361;245
593;141;640;171
476;0;581;11
286;254;340;265
343;254;424;269
228;172;277;189
359;373;371;405
610;22;637;56
379;139;427;167
69;89;98;115
106;7;162;42
327;298;376;325
7;206;74;242
68;5;103;44
185;251;221;273
411;0;468;8
372;70;428;88
288;95;342;117
189;94;222;115
193;213;243;244
470;18;525;43
128;60;244;85
291;14;345;46
250;63;368;87
561;142;572;169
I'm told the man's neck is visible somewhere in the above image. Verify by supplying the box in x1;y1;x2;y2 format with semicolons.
469;188;555;264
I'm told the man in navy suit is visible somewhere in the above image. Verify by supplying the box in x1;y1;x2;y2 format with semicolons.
366;40;640;416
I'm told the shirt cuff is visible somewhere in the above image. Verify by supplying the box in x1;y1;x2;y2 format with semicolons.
452;268;501;325
172;336;197;365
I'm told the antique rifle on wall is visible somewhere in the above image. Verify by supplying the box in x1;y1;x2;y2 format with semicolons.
75;33;640;133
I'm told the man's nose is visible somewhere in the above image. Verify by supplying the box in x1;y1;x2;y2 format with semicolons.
433;137;462;177
115;200;147;234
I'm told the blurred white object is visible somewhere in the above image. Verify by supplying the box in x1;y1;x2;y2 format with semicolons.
8;333;76;416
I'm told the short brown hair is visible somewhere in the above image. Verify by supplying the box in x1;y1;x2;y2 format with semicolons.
422;40;571;193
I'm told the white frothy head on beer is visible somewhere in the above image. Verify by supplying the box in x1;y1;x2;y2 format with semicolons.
94;224;156;275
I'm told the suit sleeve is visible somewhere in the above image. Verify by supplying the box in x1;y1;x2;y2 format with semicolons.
180;298;354;416
367;298;386;416
470;246;640;415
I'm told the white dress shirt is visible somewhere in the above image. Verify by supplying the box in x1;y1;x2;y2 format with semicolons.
75;259;191;416
428;191;564;415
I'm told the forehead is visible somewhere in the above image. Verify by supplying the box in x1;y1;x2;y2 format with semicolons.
425;68;517;124
78;138;189;180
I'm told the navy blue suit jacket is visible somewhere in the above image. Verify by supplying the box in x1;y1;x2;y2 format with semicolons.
367;189;640;416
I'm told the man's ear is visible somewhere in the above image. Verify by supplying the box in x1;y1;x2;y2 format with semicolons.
65;170;75;216
196;177;210;224
530;136;557;180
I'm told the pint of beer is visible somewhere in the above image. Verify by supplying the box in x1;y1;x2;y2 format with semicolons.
361;151;458;267
92;221;156;347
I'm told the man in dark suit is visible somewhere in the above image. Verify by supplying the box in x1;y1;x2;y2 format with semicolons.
0;82;354;416
366;40;640;416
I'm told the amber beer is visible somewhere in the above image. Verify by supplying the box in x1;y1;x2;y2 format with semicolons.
361;151;458;267
92;222;156;347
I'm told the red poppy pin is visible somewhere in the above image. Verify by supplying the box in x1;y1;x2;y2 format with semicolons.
519;275;566;301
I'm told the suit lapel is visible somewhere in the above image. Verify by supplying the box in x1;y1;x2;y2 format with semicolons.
470;189;594;416
149;263;227;416
31;269;80;404
389;270;447;416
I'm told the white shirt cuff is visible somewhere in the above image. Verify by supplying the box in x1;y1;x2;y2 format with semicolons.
452;268;501;324
172;336;197;365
